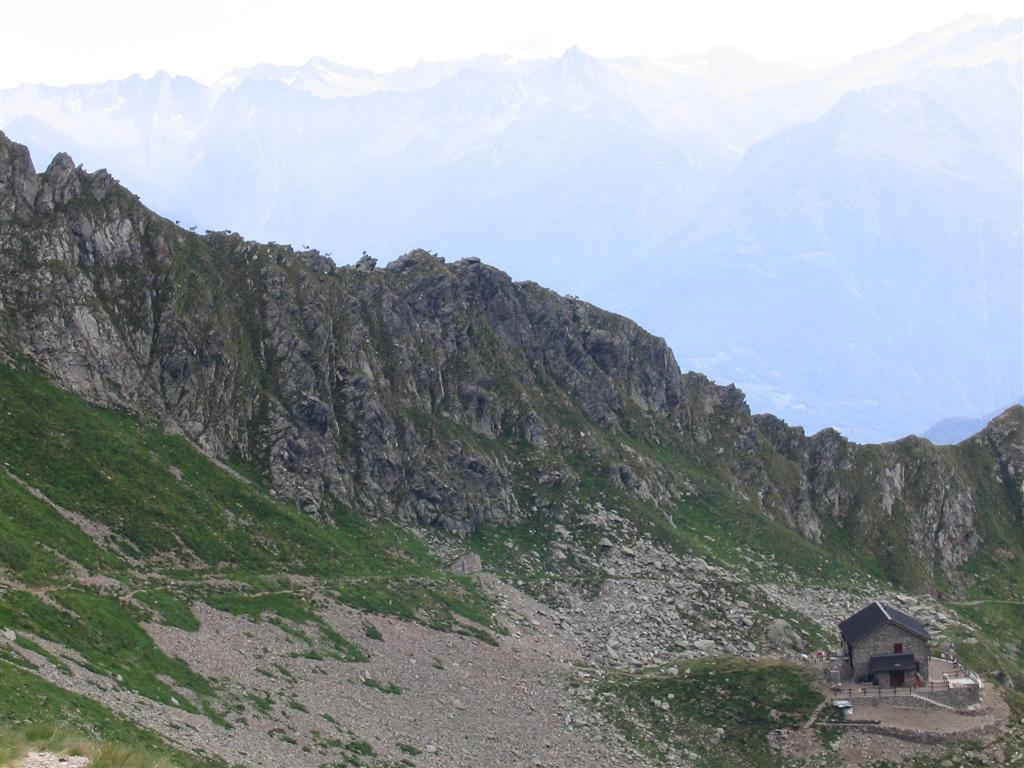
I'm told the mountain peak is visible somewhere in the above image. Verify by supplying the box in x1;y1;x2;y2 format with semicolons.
558;45;599;66
304;55;336;68
301;55;375;77
550;45;612;87
44;150;76;173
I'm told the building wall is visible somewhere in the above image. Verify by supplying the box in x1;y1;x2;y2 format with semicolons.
849;623;929;684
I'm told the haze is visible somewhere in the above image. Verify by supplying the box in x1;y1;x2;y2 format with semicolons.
1;0;1021;87
2;5;1021;445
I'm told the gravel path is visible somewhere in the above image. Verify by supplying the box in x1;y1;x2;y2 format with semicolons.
14;754;90;768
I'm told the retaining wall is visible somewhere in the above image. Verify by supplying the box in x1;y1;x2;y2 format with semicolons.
914;685;981;710
823;718;1001;744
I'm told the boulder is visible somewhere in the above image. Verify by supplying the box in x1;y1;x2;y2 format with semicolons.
451;552;483;576
766;618;803;651
994;671;1016;689
355;253;377;271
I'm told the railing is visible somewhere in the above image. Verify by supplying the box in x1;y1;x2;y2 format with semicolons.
830;679;978;699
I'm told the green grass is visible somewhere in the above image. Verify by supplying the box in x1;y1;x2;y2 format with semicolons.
345;739;375;756
0;364;490;629
0;470;126;585
136;589;200;632
204;590;367;662
0;663;221;767
329;573;497;636
0;364;405;576
362;621;383;641
361;677;402;695
948;602;1024;689
0;589;214;709
596;657;823;767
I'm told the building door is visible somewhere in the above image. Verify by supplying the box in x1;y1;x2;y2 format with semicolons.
890;671;905;687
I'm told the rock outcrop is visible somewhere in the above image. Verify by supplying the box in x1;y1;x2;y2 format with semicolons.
1;132;1020;587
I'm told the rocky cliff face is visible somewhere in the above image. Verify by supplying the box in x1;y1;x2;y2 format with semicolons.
1;132;1020;587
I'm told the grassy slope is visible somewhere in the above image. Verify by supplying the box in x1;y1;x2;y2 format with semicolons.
0;361;497;758
0;360;495;616
0;666;221;768
596;657;823;768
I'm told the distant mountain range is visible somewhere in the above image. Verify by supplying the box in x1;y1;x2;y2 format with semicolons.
2;14;1020;442
920;397;1024;444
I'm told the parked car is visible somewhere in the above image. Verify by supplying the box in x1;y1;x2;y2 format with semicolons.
831;700;854;718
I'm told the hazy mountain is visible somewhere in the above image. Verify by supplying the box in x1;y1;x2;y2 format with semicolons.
1;14;1019;442
920;397;1024;444
628;57;1023;442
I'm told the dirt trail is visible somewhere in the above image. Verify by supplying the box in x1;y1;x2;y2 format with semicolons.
801;699;828;730
12;753;90;768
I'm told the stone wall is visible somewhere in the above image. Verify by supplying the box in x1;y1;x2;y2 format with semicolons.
850;623;929;684
830;685;982;712
823;717;1000;744
914;685;981;709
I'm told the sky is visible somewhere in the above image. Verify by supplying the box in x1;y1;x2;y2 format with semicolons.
1;0;1021;88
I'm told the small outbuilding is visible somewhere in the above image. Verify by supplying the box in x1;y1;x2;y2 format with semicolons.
839;601;930;687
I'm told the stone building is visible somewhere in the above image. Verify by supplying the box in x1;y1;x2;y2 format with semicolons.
839;601;930;687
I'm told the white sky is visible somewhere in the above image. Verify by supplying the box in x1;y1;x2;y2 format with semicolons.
1;0;1020;88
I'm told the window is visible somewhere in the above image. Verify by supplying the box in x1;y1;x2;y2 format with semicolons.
893;643;903;653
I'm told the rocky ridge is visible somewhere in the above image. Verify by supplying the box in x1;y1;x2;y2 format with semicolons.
0;132;1021;591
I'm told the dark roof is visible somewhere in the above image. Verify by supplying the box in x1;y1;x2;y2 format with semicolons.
838;601;931;645
869;653;917;673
